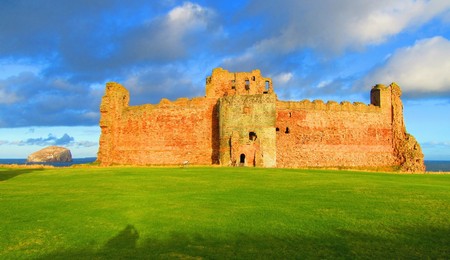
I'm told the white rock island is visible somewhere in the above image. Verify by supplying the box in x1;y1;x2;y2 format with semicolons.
27;146;72;163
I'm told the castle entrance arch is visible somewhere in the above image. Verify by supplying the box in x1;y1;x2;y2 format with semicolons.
240;154;246;166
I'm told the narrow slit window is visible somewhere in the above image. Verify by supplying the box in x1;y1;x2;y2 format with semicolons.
285;127;290;134
263;80;270;94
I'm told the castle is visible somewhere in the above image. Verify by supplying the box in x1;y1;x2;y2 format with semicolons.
97;68;425;171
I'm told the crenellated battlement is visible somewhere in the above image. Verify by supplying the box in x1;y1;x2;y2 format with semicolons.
277;99;381;113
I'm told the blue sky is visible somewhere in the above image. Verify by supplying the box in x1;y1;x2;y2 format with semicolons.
0;0;449;160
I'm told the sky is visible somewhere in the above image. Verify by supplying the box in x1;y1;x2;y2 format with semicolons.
0;0;449;160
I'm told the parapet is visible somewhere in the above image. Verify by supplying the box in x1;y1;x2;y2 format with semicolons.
277;99;380;113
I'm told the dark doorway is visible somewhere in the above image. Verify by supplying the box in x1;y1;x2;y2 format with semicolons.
240;154;246;166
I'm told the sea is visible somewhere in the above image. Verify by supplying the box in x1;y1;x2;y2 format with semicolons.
0;157;97;167
0;158;449;171
425;161;450;172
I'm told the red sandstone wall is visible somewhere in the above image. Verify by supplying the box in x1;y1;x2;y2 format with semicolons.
115;99;218;165
206;67;273;98
98;76;425;171
276;100;396;168
98;83;219;165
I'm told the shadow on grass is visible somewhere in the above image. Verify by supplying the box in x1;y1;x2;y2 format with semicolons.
38;224;450;259
0;168;44;182
104;224;139;250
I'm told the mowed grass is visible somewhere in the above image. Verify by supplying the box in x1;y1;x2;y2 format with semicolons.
1;167;449;259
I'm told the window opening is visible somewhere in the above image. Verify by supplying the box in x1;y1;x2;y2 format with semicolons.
285;127;290;134
289;112;292;117
252;76;256;81
263;80;270;94
245;80;250;91
276;127;280;132
249;132;257;141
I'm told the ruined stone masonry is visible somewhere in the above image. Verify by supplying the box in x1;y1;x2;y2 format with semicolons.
97;68;425;172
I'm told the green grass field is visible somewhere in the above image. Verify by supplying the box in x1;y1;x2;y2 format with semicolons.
1;166;449;259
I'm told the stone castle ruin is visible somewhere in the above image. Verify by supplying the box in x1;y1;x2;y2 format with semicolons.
97;68;425;172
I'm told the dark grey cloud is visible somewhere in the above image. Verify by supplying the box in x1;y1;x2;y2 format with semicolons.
242;0;450;54
0;1;224;128
1;0;450;129
0;132;97;148
124;66;205;105
1;1;220;84
1;1;112;57
22;133;74;146
0;72;102;127
1;1;220;82
118;2;220;64
218;1;450;103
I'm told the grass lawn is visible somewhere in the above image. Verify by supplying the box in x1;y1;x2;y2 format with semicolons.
1;166;449;259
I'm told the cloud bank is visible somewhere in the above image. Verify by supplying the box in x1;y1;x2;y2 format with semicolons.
363;36;450;97
0;0;449;128
0;133;97;148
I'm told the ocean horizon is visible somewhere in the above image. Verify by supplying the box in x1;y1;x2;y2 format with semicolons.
0;157;97;167
0;158;449;172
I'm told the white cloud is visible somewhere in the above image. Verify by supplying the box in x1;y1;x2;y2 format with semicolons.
235;0;450;64
423;141;450;147
122;66;203;105
73;141;98;148
220;0;450;79
316;80;332;89
273;72;293;85
363;36;450;96
167;2;212;30
281;0;447;51
122;2;217;62
0;62;43;80
161;2;215;45
0;88;20;104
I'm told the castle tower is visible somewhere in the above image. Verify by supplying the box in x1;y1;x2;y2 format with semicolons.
97;83;129;165
206;67;273;98
208;68;277;167
370;83;425;172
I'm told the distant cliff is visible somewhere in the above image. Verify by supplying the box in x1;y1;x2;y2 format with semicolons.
27;146;72;163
